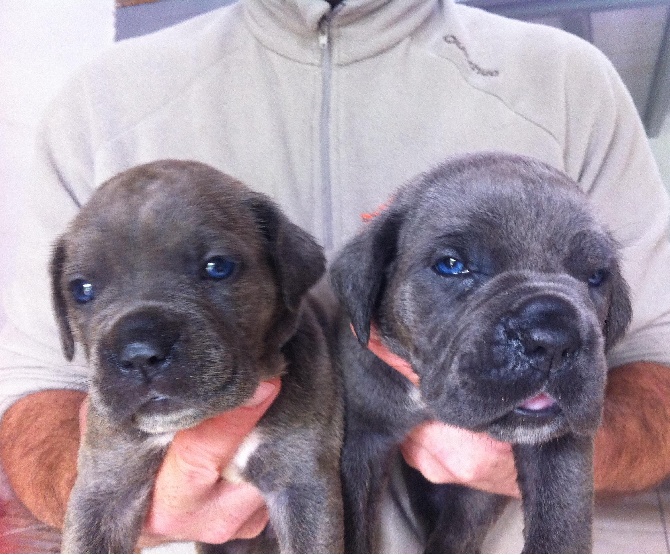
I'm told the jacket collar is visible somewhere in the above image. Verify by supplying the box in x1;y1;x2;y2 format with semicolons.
243;0;449;65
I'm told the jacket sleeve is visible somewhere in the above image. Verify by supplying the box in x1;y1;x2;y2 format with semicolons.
562;42;670;369
0;73;99;418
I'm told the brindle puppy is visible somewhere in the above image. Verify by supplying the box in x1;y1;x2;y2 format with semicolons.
51;160;343;553
330;152;632;553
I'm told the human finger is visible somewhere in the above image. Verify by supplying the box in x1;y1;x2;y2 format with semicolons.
400;420;520;498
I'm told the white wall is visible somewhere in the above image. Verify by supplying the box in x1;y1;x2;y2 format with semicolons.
0;1;115;325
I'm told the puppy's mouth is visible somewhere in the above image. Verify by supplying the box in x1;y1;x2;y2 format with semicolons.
484;391;567;443
138;393;184;415
130;394;203;434
513;392;560;417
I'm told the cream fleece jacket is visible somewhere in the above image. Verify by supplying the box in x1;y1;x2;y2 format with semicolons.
1;0;669;432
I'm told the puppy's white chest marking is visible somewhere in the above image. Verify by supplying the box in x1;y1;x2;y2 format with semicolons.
408;386;427;410
221;430;263;484
148;431;175;448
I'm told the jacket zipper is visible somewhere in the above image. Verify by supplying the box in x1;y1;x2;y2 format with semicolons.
318;11;335;252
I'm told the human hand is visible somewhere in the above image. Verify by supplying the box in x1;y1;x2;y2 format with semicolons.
79;379;281;547
366;325;520;498
400;422;520;498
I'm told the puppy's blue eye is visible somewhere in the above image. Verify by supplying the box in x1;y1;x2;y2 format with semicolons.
588;269;608;287
433;257;470;276
204;257;236;280
70;279;95;304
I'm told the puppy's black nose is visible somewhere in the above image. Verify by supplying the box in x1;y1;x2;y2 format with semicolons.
119;341;170;380
104;308;180;382
505;295;581;373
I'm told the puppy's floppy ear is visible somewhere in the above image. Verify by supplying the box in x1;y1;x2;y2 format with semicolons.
50;238;75;360
245;193;326;311
604;263;632;350
329;207;403;346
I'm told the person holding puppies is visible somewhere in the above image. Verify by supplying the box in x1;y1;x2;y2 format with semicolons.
1;0;670;551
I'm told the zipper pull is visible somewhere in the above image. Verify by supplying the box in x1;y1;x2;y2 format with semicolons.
318;18;329;50
318;3;343;51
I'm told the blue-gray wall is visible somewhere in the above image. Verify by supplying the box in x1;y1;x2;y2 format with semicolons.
116;0;235;41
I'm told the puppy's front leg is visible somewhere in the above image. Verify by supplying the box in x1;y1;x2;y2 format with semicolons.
340;429;398;553
513;434;594;554
260;463;343;553
61;408;168;553
402;462;507;553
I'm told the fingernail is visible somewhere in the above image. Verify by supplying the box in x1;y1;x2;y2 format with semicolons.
242;381;278;408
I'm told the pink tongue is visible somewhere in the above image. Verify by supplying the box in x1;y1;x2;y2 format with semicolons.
519;393;556;411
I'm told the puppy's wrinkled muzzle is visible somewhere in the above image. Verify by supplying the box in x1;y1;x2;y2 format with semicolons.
91;300;251;432
420;285;605;443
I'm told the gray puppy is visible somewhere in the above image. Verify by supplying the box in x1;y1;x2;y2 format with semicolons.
330;152;632;553
50;160;343;553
